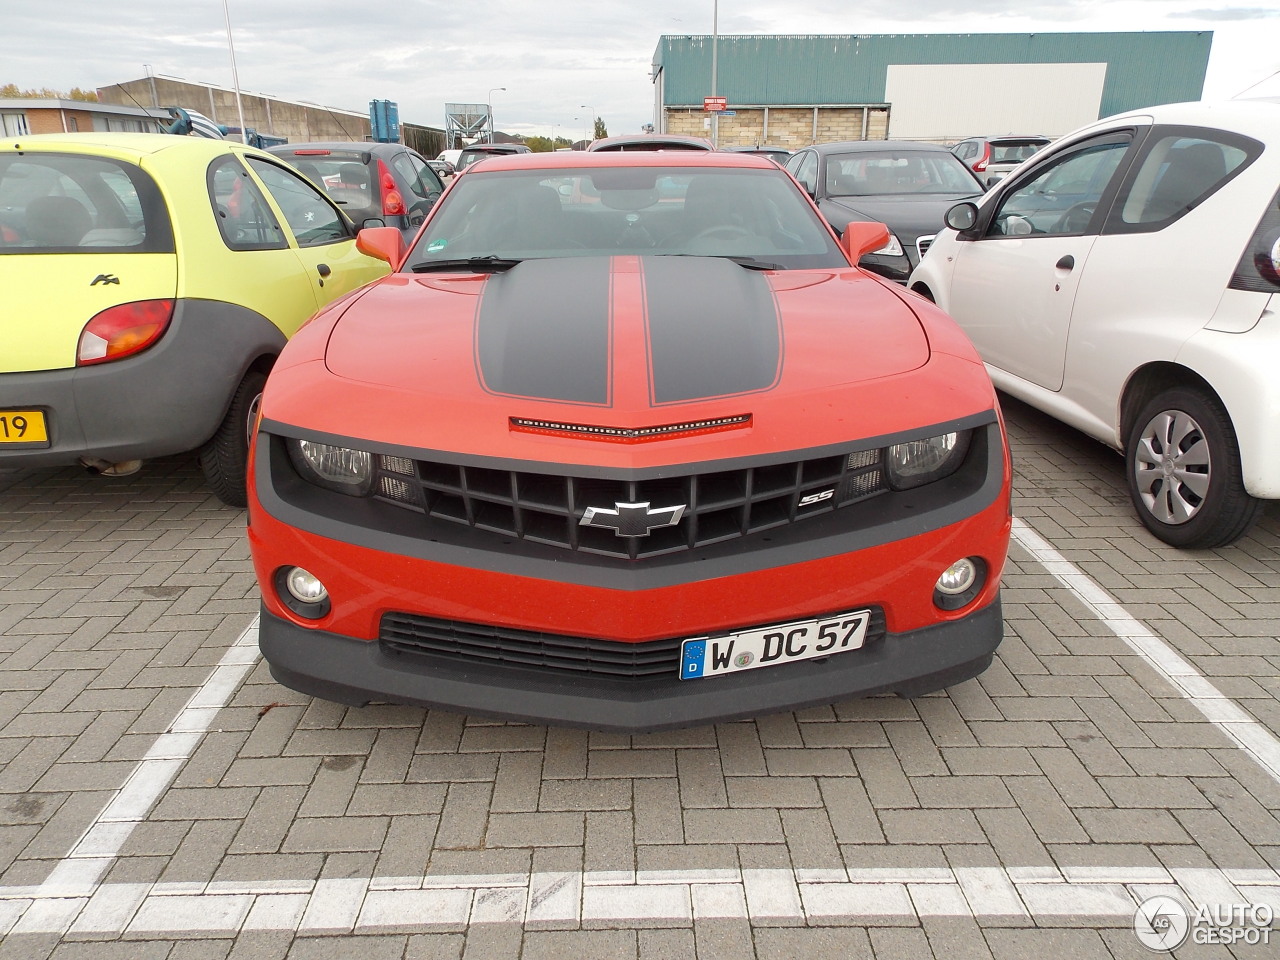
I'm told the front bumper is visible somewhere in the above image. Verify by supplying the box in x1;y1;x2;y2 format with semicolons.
259;598;1003;732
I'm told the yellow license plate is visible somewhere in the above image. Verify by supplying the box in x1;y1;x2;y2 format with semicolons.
0;410;49;445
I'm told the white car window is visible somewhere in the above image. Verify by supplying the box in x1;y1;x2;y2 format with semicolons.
1119;135;1251;226
989;139;1129;238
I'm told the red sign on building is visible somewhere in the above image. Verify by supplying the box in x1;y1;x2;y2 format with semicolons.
703;97;728;112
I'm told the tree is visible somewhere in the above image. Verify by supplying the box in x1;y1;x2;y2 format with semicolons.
0;84;98;101
593;117;608;140
526;136;575;153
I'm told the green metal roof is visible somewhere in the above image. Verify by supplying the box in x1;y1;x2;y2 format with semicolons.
653;33;1211;119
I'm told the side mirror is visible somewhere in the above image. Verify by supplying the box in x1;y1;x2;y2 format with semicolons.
356;226;406;266
984;175;1002;189
944;202;979;233
839;221;892;260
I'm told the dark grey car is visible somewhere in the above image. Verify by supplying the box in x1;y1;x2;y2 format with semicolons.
268;141;444;243
785;141;983;283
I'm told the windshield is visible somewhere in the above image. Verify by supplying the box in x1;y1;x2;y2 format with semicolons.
825;152;981;197
405;166;845;270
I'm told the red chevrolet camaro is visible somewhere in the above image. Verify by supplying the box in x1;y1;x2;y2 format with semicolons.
246;150;1012;732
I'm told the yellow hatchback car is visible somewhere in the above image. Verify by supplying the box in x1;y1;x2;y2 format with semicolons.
0;133;389;504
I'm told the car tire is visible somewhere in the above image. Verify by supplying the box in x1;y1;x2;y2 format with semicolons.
1124;387;1260;549
199;369;267;508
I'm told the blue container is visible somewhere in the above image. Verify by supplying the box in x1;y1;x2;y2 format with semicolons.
369;100;400;143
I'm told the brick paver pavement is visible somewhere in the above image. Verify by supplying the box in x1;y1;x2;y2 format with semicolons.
0;396;1277;958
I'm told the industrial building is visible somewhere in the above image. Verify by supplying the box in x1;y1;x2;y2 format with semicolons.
652;32;1213;147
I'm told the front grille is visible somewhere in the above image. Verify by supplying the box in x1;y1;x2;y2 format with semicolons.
916;234;936;260
368;447;889;560
381;609;888;681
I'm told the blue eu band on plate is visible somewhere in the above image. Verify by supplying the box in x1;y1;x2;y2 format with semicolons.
680;610;871;680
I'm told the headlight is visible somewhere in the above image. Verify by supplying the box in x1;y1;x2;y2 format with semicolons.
288;439;374;496
869;232;904;257
886;431;971;490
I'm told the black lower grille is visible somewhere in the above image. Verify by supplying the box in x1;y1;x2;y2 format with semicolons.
380;609;887;681
369;447;888;560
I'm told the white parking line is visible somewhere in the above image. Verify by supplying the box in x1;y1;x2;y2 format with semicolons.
11;519;1280;938
33;618;261;899
1;866;1277;935
1011;518;1280;786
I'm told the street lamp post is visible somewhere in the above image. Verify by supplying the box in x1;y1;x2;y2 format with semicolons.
580;104;596;141
222;0;248;144
487;87;505;144
710;0;719;148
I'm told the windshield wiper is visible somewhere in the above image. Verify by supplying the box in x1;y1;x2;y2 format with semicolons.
410;256;522;274
661;254;785;271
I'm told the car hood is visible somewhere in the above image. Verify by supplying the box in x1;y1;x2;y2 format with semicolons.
822;194;979;242
274;255;994;464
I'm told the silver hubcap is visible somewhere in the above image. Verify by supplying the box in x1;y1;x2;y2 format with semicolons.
1133;409;1211;525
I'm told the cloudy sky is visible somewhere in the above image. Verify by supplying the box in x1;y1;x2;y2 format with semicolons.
6;1;1278;140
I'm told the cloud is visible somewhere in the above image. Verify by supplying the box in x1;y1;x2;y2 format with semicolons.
1170;7;1280;19
4;1;1280;136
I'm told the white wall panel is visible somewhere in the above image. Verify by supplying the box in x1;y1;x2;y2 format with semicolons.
884;63;1108;141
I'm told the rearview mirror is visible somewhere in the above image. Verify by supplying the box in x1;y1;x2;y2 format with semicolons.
839;221;892;260
356;226;406;266
944;202;979;233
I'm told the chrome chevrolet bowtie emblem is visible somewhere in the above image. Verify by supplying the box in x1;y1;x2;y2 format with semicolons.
580;501;686;538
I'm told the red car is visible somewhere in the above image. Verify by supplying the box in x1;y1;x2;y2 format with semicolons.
247;151;1012;732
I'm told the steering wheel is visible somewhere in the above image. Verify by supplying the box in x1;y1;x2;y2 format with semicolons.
1053;201;1096;234
689;225;754;244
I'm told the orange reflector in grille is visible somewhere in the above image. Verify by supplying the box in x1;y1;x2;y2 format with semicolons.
510;414;752;443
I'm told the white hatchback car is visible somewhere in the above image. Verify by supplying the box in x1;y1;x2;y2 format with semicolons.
909;99;1280;549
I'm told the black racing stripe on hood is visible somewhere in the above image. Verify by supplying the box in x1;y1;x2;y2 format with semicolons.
475;257;612;405
642;256;781;405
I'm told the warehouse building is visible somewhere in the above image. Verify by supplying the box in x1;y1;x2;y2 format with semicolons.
652;32;1212;147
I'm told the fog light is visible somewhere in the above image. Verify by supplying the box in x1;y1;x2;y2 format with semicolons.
936;559;977;596
276;566;331;619
933;557;986;611
285;567;327;603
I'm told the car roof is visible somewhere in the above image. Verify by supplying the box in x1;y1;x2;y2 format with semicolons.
588;135;714;152
808;140;955;155
455;150;779;173
1096;97;1280;136
460;143;528;152
0;132;259;162
268;141;407;158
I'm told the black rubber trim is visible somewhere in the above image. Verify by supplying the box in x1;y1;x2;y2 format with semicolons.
254;414;1004;590
259;597;1003;732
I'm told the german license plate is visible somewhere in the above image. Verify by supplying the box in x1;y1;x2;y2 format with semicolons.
679;610;871;680
0;410;48;445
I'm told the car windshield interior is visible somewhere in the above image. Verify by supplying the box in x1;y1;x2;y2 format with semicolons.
825;153;979;196
990;141;1046;164
406;167;844;270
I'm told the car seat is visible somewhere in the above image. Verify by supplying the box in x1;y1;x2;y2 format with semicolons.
469;183;564;252
25;195;92;246
338;164;371;192
1143;143;1227;221
682;177;756;240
